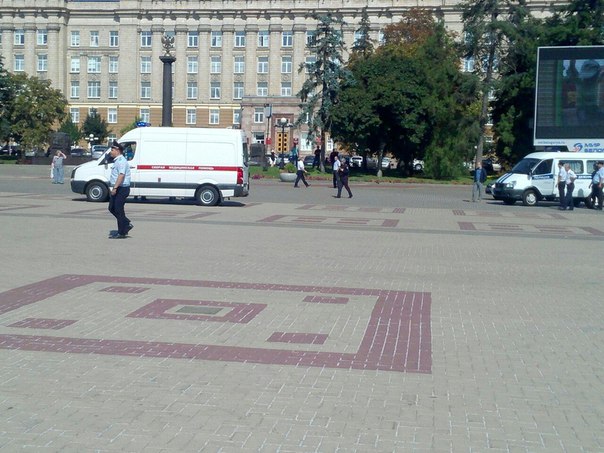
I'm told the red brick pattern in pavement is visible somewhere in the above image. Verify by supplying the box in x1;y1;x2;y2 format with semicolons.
457;221;604;236
0;274;432;373
258;214;399;228
267;332;329;345
8;318;76;330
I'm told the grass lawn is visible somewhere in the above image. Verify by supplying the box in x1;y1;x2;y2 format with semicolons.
249;165;483;185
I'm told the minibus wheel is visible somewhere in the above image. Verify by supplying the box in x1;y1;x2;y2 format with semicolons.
86;181;109;202
522;189;538;206
196;186;220;206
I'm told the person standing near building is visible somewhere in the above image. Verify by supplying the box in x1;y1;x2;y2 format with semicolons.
51;150;67;184
592;160;604;210
557;161;567;210
336;155;353;198
289;143;298;167
564;162;577;210
312;146;321;170
293;155;310;188
108;141;132;238
472;161;487;202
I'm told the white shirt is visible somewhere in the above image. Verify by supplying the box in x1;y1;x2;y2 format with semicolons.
333;159;341;172
558;166;567;183
297;159;304;171
565;169;576;185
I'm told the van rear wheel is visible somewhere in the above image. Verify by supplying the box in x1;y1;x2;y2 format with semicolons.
196;186;220;206
522;189;538;206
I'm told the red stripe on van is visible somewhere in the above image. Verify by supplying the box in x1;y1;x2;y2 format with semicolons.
136;165;239;171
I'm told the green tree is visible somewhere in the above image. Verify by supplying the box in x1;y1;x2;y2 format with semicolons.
0;57;14;145
459;0;512;166
82;109;109;145
58;116;81;146
297;13;352;172
6;73;67;149
349;9;374;63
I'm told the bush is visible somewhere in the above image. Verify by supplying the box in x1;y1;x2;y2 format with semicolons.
284;163;296;173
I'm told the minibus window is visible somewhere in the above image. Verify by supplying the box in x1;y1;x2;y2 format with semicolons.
567;160;583;174
511;158;539;174
533;159;553;175
587;160;599;173
242;142;249;165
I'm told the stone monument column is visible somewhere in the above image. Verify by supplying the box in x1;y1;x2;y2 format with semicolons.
160;34;176;127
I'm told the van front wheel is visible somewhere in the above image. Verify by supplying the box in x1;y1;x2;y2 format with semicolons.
196;186;220;206
522;189;538;207
86;182;109;202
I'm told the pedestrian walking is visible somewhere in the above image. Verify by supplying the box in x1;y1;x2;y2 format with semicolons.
293;156;310;188
51;150;67;184
107;141;133;239
329;150;339;188
312;146;321;170
557;161;567;210
336;156;353;198
563;163;577;210
472;161;487;202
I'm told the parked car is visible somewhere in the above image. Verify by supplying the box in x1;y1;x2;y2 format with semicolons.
350;156;363;168
481;158;503;174
413;159;424;172
91;145;109;159
381;157;391;169
303;155;314;167
0;145;21;157
69;147;86;157
276;153;289;166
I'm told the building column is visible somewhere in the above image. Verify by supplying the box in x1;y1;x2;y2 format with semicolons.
1;25;15;72
268;23;283;98
23;24;36;74
47;24;62;90
150;25;165;105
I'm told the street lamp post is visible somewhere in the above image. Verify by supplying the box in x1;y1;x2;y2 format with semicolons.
277;117;292;169
86;133;98;154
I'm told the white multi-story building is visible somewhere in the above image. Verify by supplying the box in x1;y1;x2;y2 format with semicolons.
0;0;563;151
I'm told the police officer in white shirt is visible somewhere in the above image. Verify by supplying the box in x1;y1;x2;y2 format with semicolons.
594;160;604;210
557;161;567;210
563;163;577;211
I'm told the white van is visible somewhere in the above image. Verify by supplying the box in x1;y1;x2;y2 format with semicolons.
70;127;249;206
492;151;604;207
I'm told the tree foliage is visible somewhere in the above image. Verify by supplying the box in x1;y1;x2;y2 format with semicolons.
5;73;67;149
82;110;109;145
297;13;351;172
58;116;81;146
332;9;479;178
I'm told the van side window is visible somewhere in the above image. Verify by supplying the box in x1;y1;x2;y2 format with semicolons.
534;159;553;175
587;160;598;173
567;160;583;174
123;142;136;161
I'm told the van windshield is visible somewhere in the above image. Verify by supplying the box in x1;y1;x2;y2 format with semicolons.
242;142;249;166
511;158;540;174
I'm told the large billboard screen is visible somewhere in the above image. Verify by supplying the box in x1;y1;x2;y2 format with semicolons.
534;46;604;150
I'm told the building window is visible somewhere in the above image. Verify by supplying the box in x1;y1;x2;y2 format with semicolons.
140;56;151;74
90;31;99;47
463;57;475;72
187;56;198;74
210;82;221;99
37;54;48;72
234;56;245;74
209;109;219;125
70;57;80;73
107;108;117;124
141;31;152;47
70;108;80;123
258;30;269;48
233;110;241;125
108;81;118;99
70;81;80;99
70;31;80;47
14;30;25;46
140;82;151;99
233;82;244;100
281;82;292;96
282;31;293;47
109;31;119;47
109;56;118;73
187;82;198;99
257;56;269;74
37;30;48;46
306;31;316;46
14;55;24;72
234;31;246;47
187;31;198;48
87;81;101;98
305;56;316;73
254;107;265;123
256;82;268;97
211;31;222;48
210;56;221;74
281;55;292;73
378;30;385;45
186;108;197;125
140;108;150;123
88;56;101;73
